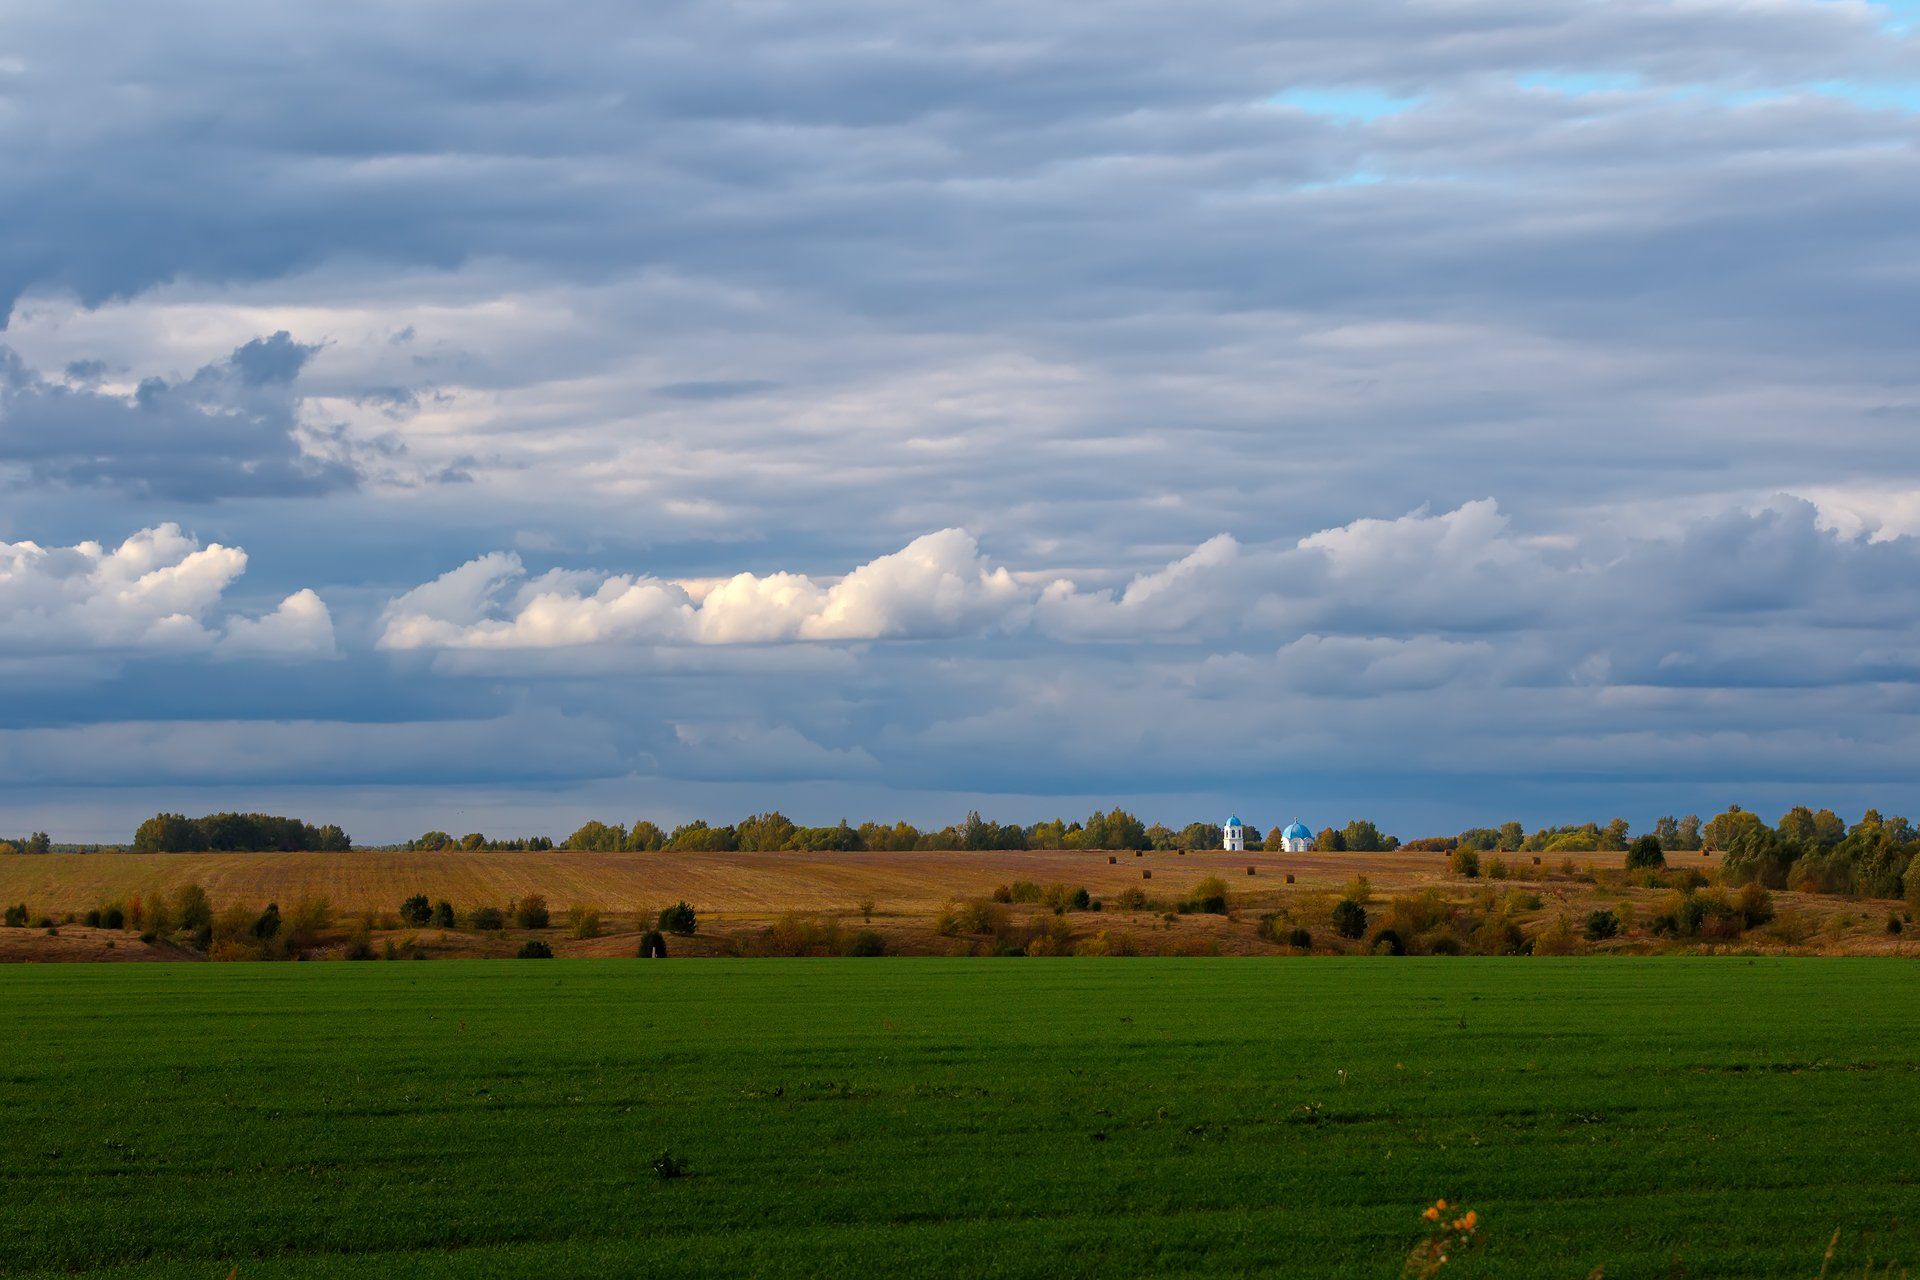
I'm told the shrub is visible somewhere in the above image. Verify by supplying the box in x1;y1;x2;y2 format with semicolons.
1584;909;1620;941
990;884;1014;903
1888;915;1904;935
1470;917;1528;955
1331;898;1368;939
343;927;376;960
857;898;876;922
432;900;456;928
1115;887;1150;911
1286;927;1313;950
847;930;886;957
1484;857;1509;881
1426;934;1465;955
1071;886;1092;911
1626;835;1666;870
469;906;506;931
512;895;551;930
936;898;1008;936
1735;882;1775;928
1531;918;1578;955
639;930;668;958
83;909;102;927
251;903;281;940
284;897;332;951
516;940;553;959
400;894;432;926
173;884;214;931
1008;880;1042;904
2;903;25;927
568;907;602;940
1369;928;1407;956
1181;876;1231;915
1449;848;1481;879
658;901;697;935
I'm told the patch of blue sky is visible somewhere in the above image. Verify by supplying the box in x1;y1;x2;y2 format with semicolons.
1268;87;1421;121
1515;71;1642;95
1811;79;1920;110
1297;168;1388;192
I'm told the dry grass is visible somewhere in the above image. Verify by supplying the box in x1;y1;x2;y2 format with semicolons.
2;844;1909;960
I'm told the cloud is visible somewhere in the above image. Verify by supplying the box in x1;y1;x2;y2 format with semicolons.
0;333;359;500
0;524;334;659
380;528;1028;649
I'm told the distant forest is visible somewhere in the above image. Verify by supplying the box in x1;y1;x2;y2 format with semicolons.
0;803;1906;899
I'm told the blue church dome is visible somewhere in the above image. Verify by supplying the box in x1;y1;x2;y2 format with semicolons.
1281;821;1311;840
1225;815;1243;827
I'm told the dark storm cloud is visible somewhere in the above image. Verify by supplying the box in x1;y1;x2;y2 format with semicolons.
0;333;358;500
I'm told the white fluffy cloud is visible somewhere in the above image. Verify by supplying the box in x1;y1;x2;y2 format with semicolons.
379;497;1920;664
379;528;1028;649
0;525;335;659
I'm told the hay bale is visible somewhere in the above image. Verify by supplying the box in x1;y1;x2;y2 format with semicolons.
1284;873;1295;884
1142;870;1152;880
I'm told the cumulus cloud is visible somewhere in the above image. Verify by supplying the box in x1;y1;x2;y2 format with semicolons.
380;528;1028;649
0;525;335;659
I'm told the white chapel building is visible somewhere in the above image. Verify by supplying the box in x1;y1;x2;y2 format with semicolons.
1222;816;1313;852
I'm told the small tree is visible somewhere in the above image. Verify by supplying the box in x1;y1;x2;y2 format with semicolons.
638;930;668;958
1584;909;1620;941
252;903;281;940
1625;835;1666;871
469;906;505;931
658;902;697;935
516;939;553;959
400;894;432;926
432;900;456;928
1332;898;1368;939
512;895;550;930
1448;848;1481;879
174;883;213;930
3;903;26;927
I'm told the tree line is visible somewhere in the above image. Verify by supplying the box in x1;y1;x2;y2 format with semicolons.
131;812;351;853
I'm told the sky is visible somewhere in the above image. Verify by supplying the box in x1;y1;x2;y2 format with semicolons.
2;0;1918;843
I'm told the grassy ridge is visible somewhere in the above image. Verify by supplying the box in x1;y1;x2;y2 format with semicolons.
3;959;1917;1277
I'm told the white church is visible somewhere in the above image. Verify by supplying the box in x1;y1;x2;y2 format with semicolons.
1223;816;1311;853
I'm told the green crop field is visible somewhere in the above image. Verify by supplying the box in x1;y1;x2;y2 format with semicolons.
3;960;1917;1278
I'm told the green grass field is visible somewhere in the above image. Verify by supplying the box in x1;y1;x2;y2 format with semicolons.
3;960;1917;1278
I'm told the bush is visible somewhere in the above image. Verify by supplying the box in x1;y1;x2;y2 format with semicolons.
1331;898;1368;939
1180;876;1231;915
1449;848;1481;879
1008;881;1042;904
568;907;602;940
1286;927;1313;950
512;895;551;930
1369;929;1407;956
251;903;280;940
847;930;886;957
285;897;332;951
658;901;697;935
1584;909;1621;941
174;884;214;931
1484;857;1509;881
1071;886;1092;911
1115;887;1150;911
432;900;456;928
1626;835;1666;870
516;940;553;959
1426;934;1465;955
1736;882;1775;928
343;927;376;960
639;930;668;958
936;898;1009;937
2;903;25;927
83;909;102;927
400;894;432;926
469;906;506;931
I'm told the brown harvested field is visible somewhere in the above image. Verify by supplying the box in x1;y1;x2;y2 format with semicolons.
0;845;1718;919
6;843;1908;960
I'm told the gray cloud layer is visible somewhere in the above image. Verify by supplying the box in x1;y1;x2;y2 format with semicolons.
0;1;1917;836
